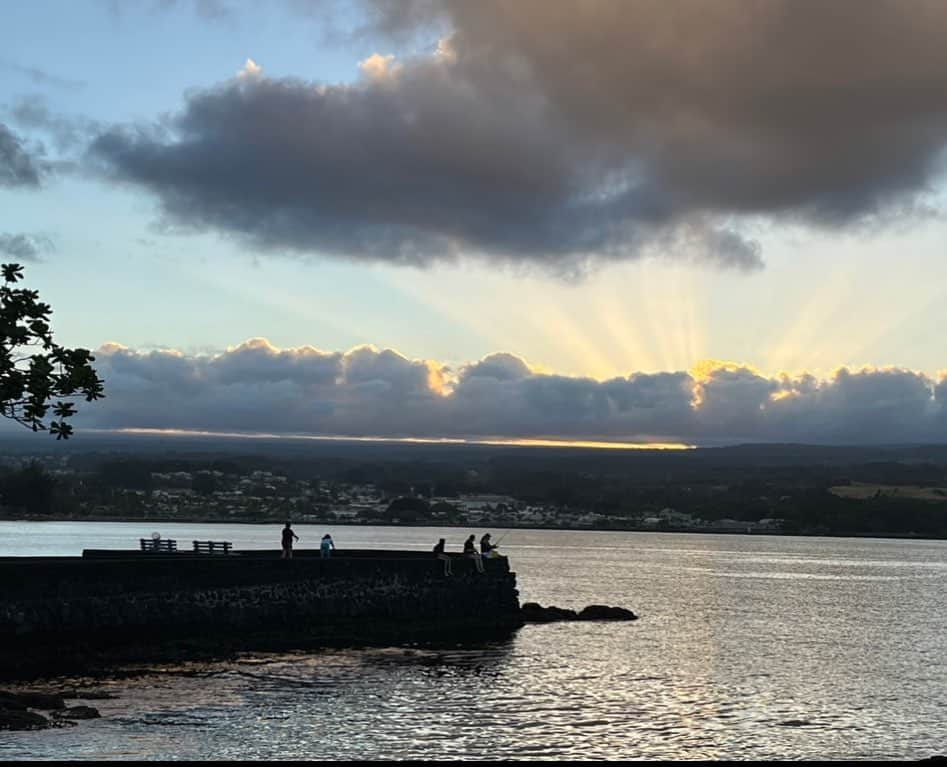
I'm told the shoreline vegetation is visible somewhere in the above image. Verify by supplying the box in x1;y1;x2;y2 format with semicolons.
2;436;947;540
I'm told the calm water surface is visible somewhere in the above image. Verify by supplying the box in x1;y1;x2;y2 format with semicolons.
0;522;944;761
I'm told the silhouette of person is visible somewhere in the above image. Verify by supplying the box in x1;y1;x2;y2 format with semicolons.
433;537;452;575
480;533;498;557
282;522;299;559
320;533;335;559
464;534;485;573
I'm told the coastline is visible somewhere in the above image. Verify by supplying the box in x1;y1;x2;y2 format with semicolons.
1;514;944;541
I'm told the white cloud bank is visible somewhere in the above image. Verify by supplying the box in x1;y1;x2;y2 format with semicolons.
69;338;947;445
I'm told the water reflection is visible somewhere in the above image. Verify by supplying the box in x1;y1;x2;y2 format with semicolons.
1;527;944;760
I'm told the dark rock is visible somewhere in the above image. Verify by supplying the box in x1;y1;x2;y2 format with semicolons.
54;705;100;720
10;692;66;710
521;602;638;623
577;605;638;621
521;603;579;622
0;691;28;710
0;690;66;710
61;689;116;700
0;708;50;731
777;719;814;727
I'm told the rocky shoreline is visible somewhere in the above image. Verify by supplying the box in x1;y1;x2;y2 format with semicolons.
0;689;113;731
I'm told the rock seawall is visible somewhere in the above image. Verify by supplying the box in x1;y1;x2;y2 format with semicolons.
0;551;522;680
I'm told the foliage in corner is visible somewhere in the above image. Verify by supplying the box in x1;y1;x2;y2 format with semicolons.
0;263;105;439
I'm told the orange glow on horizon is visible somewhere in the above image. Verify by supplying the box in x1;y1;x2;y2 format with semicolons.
100;428;694;450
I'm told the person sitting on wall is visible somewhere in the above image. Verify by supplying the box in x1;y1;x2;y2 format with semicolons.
480;533;499;558
282;522;299;560
320;533;336;559
433;538;452;575
463;534;485;573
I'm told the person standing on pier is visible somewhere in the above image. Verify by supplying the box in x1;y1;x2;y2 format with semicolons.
282;522;299;559
321;533;336;559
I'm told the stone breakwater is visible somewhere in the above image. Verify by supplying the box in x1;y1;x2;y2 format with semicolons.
0;550;522;680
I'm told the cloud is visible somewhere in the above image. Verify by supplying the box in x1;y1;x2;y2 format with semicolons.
0;58;86;90
0;233;53;262
87;1;947;273
88;61;632;272
365;0;947;222
72;339;947;445
7;95;102;154
357;52;400;81
460;353;532;382
762;367;940;444
0;122;43;187
108;0;235;22
237;58;262;79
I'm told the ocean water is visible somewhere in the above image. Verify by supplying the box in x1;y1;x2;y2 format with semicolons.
0;522;945;761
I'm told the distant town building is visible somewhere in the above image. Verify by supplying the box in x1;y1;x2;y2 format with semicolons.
458;494;517;512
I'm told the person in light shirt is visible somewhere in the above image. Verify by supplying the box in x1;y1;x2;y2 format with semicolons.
480;533;499;558
320;533;336;559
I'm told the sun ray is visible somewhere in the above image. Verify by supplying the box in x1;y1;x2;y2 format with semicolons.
597;290;662;374
762;261;856;374
512;283;618;379
189;265;370;344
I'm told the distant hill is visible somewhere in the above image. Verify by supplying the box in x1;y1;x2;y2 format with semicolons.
1;430;947;469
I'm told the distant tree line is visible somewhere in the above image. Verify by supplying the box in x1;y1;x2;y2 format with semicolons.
2;449;947;538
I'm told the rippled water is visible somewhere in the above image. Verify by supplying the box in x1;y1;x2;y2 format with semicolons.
1;523;945;760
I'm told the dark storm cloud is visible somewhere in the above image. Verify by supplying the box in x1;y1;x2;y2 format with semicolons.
0;122;43;187
0;233;53;262
75;341;947;445
90;63;658;272
90;340;448;436
378;0;947;214
88;1;947;271
763;367;941;444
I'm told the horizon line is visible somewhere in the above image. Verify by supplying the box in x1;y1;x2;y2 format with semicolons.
91;428;696;451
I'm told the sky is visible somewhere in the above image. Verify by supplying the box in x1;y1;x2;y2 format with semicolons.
2;0;947;446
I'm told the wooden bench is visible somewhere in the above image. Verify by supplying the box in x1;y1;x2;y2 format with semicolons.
140;538;177;552
192;540;232;555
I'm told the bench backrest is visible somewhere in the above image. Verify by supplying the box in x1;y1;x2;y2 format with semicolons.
140;538;177;552
192;540;233;555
